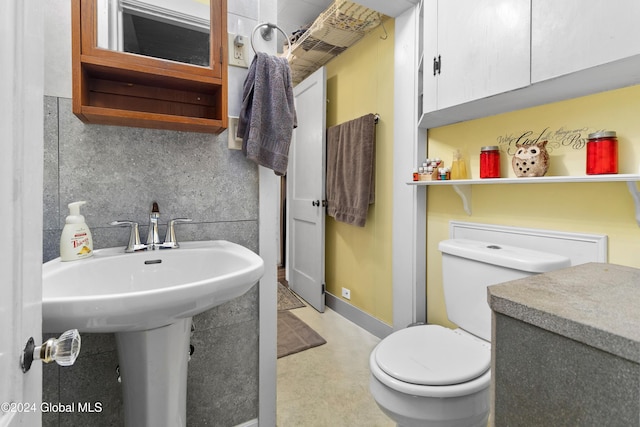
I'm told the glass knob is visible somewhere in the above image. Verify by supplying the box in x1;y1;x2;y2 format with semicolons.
21;329;82;373
38;329;82;366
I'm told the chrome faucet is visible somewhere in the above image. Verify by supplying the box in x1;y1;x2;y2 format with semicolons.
160;218;193;249
146;202;161;249
111;202;193;253
110;221;148;253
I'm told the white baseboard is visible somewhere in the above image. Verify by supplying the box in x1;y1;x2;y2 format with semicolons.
235;419;258;427
325;292;393;339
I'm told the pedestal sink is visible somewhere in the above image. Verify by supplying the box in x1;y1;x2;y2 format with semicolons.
42;240;264;427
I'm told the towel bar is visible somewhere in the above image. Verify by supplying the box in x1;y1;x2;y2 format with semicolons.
251;23;292;59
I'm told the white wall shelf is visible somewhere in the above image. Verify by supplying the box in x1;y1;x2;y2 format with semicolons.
408;174;640;225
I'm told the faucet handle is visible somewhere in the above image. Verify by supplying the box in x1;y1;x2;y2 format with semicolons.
161;218;193;249
110;221;147;253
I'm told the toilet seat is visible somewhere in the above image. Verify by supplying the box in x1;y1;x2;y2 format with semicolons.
375;325;490;386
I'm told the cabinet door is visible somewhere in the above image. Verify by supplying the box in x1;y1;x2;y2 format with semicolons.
424;0;530;113
532;0;640;83
422;0;438;114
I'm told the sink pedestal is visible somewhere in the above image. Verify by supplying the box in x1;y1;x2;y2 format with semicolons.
115;318;193;427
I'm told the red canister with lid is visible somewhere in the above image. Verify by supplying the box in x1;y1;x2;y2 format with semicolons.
480;146;501;178
586;131;618;175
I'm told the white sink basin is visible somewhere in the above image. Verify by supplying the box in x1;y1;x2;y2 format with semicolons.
42;240;264;333
42;240;264;427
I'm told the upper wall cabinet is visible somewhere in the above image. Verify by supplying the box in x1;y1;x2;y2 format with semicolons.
418;0;640;129
531;0;640;83
422;0;530;114
72;0;227;134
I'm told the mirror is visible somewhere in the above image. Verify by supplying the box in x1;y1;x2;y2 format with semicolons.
96;0;211;67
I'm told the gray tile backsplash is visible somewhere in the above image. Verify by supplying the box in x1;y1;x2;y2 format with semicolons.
42;96;260;426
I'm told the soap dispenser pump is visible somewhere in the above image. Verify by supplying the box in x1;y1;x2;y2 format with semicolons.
60;201;94;261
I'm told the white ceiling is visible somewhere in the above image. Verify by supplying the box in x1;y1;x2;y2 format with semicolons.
276;0;418;39
277;0;333;36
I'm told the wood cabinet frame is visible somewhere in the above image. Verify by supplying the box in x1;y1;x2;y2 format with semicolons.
71;0;227;133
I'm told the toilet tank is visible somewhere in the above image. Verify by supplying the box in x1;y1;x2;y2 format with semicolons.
438;239;571;341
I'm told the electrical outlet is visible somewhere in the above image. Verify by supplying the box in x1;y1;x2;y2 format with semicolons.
341;287;351;300
228;33;247;68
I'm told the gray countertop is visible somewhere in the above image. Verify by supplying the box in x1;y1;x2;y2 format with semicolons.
488;262;640;364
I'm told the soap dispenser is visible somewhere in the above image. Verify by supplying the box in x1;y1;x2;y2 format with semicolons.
60;201;94;261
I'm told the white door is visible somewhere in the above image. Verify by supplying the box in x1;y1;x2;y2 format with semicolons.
0;1;44;425
287;67;327;312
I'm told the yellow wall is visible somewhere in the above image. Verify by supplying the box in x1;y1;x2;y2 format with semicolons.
427;84;640;328
325;19;395;325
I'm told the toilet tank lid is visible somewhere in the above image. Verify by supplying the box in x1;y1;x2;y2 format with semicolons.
438;239;571;273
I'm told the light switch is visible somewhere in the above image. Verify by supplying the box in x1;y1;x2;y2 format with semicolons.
228;117;243;150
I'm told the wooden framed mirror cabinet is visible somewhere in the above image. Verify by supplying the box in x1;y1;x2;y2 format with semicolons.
71;0;227;133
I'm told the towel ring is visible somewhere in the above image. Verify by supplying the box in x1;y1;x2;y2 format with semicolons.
251;22;292;59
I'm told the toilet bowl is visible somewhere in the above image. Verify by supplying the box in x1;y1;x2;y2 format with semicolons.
369;239;571;426
369;325;491;427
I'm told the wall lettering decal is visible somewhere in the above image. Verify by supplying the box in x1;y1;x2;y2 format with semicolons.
496;126;602;155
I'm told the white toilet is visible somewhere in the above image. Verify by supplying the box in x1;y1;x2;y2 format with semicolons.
369;239;571;427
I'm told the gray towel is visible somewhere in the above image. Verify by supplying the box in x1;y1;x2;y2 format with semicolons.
237;52;297;176
326;114;376;227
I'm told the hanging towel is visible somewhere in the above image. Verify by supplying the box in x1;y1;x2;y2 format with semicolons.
326;113;376;227
237;52;297;176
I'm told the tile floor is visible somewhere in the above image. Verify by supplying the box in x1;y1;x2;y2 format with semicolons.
277;305;394;426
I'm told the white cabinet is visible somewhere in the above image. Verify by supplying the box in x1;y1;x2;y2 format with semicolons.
532;0;640;83
422;0;530;114
417;0;640;129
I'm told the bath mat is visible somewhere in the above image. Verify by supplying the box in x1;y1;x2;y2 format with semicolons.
277;282;305;311
277;311;326;358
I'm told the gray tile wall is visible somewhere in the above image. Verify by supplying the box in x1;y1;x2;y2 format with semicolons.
42;96;260;427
